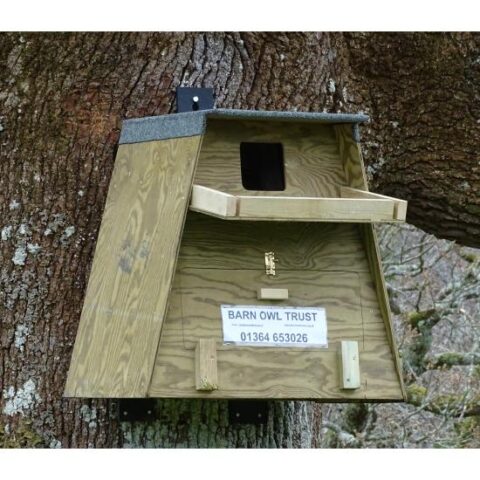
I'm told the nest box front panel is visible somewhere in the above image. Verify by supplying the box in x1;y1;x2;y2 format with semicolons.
149;214;404;400
194;119;347;198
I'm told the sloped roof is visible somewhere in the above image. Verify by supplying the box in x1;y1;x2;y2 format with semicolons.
119;109;369;145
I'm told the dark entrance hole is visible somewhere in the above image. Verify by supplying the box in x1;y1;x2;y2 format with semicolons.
240;142;285;191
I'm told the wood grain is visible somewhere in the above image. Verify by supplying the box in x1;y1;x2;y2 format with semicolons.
64;136;202;397
178;213;371;272
151;263;403;400
195;339;218;391
340;186;407;221
191;184;237;218
65;118;405;401
191;184;402;222
361;224;407;400
335;123;406;399
150;206;405;400
335;124;368;189
195;119;346;197
338;340;361;389
172;269;364;350
236;195;395;222
257;288;289;300
149;343;402;400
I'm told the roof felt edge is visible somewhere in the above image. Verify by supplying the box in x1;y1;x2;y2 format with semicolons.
208;109;369;124
119;111;206;145
118;109;369;144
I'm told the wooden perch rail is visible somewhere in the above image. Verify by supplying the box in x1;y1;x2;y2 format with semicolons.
339;186;407;221
190;185;407;223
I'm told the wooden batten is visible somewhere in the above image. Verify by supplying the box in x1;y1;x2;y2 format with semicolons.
190;184;237;218
195;339;218;391
257;288;289;300
237;195;394;222
340;186;407;221
190;185;404;223
338;341;361;390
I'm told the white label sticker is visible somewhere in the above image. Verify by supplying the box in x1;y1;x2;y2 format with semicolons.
221;305;327;348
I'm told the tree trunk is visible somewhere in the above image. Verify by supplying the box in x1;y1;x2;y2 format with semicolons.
1;32;478;448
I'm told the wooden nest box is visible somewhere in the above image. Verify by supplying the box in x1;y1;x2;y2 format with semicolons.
65;109;407;401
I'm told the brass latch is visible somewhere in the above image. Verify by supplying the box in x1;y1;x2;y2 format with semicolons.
264;252;276;276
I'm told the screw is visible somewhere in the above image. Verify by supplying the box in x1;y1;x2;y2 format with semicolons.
192;96;200;111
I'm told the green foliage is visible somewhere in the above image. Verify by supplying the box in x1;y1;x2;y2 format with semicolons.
342;403;369;434
0;419;45;448
407;309;437;329
459;250;478;263
429;352;480;369
403;326;433;374
454;417;480;447
433;352;465;367
407;383;480;418
404;309;447;374
406;383;428;405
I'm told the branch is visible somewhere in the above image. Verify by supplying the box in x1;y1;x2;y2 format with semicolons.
320;421;361;447
407;384;480;418
426;352;480;370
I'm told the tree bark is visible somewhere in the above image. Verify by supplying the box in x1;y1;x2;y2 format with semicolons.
343;33;480;248
0;32;479;448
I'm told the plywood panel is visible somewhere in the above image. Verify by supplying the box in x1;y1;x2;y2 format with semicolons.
173;269;364;350
151;265;404;400
335;124;368;190
178;213;370;272
196;119;346;197
64;136;202;397
361;224;407;400
148;342;403;400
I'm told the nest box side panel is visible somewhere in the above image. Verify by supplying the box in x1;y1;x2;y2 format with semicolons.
335;124;406;399
64;135;203;398
335;124;368;190
361;224;407;399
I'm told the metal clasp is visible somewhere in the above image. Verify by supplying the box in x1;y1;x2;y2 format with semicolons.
264;252;276;276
